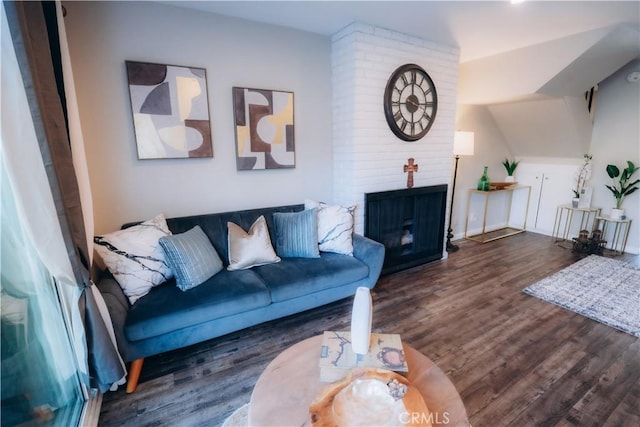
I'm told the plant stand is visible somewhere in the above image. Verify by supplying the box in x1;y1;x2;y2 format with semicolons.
594;216;632;256
552;204;601;249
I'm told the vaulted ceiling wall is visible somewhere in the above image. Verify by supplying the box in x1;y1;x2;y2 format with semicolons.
458;24;640;158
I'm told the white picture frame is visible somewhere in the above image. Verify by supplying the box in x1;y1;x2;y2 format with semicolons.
578;186;593;209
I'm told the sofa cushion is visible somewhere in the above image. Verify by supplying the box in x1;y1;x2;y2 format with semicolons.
159;205;303;264
94;214;173;304
159;226;223;291
227;216;281;270
124;269;271;341
254;253;369;303
273;209;320;258
305;199;356;255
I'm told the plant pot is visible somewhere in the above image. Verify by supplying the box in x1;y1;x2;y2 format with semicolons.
610;208;624;220
572;198;579;208
504;175;515;183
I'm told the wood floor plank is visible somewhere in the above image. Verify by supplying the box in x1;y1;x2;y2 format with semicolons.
603;376;640;427
566;340;640;425
472;339;588;425
457;314;596;419
98;232;640;426
506;332;636;426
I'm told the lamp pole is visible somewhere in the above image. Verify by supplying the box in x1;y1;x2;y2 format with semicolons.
446;155;460;252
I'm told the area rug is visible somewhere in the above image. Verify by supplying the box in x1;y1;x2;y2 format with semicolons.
523;255;640;337
221;403;248;427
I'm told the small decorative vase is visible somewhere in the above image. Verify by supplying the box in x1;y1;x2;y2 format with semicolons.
350;287;372;355
477;166;490;191
504;175;515;183
572;198;579;208
610;208;624;220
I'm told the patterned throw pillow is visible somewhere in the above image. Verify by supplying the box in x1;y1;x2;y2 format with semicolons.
94;214;173;304
159;226;223;291
273;209;320;258
227;216;281;271
305;200;356;256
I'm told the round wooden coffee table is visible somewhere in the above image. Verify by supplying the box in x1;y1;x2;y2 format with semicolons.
248;335;469;426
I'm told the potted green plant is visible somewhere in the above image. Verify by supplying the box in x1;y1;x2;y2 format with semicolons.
502;159;519;182
605;161;639;219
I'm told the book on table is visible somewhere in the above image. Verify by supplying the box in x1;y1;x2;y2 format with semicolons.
318;331;408;382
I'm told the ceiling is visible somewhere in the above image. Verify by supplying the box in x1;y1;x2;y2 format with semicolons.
165;1;640;63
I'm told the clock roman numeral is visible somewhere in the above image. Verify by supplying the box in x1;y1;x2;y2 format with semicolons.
396;116;408;131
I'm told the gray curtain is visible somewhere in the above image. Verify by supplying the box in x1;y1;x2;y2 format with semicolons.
5;0;125;393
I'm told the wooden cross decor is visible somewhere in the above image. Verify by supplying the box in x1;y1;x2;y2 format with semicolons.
404;158;418;188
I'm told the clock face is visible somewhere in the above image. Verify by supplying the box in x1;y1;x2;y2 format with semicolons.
383;64;438;141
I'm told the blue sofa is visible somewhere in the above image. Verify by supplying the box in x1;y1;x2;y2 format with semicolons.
96;204;385;392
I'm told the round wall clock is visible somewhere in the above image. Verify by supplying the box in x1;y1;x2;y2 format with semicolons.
383;63;438;141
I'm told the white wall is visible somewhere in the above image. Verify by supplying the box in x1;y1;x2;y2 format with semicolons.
488;96;592;158
65;1;332;234
452;105;513;238
331;23;460;236
590;59;640;254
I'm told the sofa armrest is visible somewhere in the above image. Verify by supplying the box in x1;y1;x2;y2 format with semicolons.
95;275;135;361
352;234;385;287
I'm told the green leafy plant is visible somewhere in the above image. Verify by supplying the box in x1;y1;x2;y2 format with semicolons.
502;159;519;176
605;161;640;209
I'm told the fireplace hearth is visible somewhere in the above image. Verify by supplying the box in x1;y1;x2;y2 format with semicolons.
365;185;447;275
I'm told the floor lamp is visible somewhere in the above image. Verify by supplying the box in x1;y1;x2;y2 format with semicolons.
447;131;475;252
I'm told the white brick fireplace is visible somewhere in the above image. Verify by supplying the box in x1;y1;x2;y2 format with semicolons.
331;22;460;235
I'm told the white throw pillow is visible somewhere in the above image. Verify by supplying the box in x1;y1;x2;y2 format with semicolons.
94;214;173;304
227;215;281;270
305;200;356;256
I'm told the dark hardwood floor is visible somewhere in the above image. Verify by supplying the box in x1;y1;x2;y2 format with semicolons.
98;232;640;427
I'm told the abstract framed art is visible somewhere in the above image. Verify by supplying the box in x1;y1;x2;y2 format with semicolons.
125;60;213;159
233;87;295;170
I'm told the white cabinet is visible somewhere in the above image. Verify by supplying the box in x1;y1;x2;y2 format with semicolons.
515;163;578;235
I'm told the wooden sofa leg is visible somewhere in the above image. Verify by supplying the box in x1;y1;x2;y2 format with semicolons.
126;358;144;393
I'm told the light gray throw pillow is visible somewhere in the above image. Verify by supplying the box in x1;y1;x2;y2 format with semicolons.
159;226;223;291
227;216;281;270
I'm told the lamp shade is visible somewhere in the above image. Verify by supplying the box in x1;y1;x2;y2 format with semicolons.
453;131;475;156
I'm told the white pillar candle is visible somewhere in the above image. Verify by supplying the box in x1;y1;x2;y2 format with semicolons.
350;286;372;355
